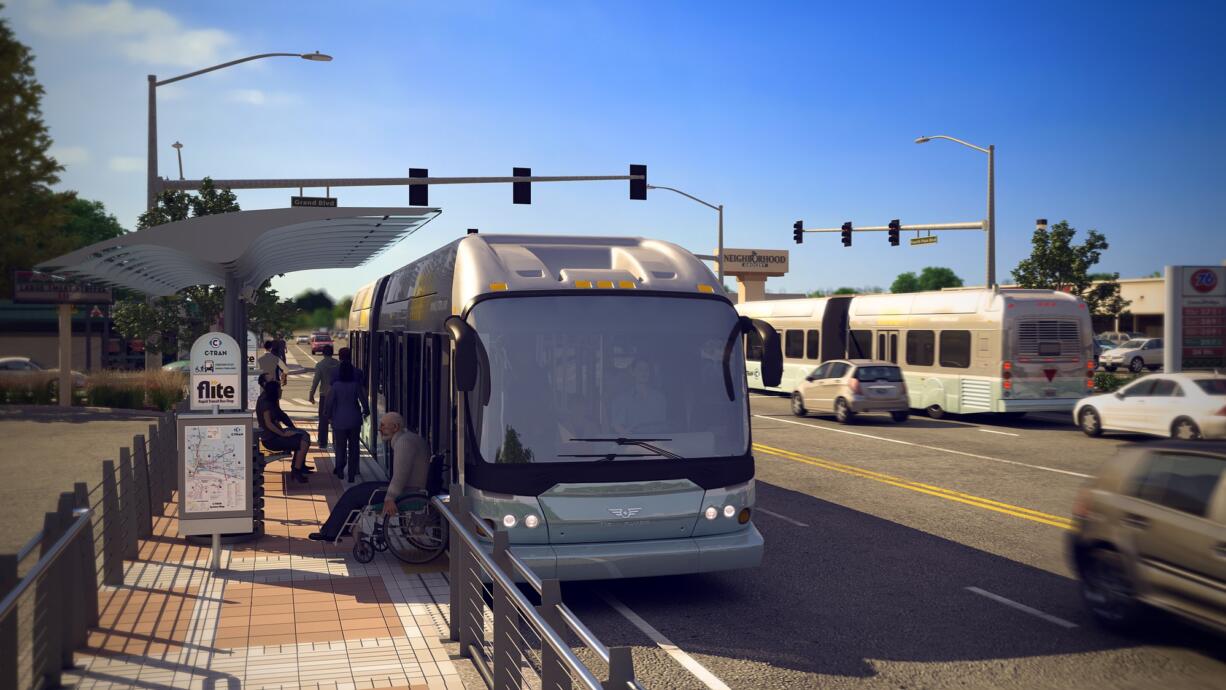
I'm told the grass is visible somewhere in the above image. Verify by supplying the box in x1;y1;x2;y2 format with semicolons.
86;369;187;411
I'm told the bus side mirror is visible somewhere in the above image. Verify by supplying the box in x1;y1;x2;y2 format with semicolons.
445;316;479;393
742;317;782;388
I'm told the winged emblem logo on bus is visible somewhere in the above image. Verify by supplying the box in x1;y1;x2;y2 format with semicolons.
608;508;642;518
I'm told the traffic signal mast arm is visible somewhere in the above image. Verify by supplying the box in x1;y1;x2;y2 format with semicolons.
796;220;985;234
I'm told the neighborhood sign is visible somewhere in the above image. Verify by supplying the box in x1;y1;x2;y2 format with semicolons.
910;236;938;246
291;196;338;208
1165;265;1225;371
12;270;113;304
189;332;242;410
718;248;789;276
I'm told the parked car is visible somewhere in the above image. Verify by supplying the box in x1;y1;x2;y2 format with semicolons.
1093;337;1116;367
1101;338;1164;373
161;360;191;373
1075;373;1226;440
0;356;86;387
295;334;310;344
1098;331;1145;346
1068;441;1225;634
309;332;334;355
791;359;909;424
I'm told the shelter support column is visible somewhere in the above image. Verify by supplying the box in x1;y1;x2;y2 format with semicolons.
57;305;72;408
737;277;767;304
222;274;248;407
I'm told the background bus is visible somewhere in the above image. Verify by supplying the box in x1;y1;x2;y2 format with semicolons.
737;288;1094;418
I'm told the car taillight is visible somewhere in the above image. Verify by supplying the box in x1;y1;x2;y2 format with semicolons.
1217;405;1226;417
849;378;861;394
1071;486;1091;520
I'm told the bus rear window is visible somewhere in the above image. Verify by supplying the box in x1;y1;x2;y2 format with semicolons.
1037;342;1062;357
1196;380;1226;395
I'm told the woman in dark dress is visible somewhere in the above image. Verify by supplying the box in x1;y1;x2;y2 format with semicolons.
256;380;312;482
325;362;369;482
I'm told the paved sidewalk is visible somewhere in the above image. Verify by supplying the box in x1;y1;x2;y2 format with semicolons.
63;418;467;690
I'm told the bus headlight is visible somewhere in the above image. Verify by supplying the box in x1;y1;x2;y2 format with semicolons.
502;514;517;529
722;505;736;518
704;506;718;520
524;514;540;529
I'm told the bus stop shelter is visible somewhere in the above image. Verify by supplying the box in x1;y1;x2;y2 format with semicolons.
36;206;441;392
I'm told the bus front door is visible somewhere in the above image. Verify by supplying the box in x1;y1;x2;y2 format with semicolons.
876;330;900;363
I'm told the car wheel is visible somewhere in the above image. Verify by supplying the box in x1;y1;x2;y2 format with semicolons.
890;410;909;423
1079;407;1103;437
925;404;945;420
1171;418;1202;440
1080;547;1143;630
791;392;807;417
1129;357;1144;374
835;398;855;424
1104;365;1117;372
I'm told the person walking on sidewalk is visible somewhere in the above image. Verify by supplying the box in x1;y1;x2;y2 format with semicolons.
258;341;287;386
308;344;339;450
324;361;368;482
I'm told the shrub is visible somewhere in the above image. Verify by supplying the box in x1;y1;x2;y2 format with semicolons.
0;372;57;404
84;369;185;410
1093;371;1141;393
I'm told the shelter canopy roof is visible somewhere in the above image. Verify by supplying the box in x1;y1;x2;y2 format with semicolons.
35;207;440;296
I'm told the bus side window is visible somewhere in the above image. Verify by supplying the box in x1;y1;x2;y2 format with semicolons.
906;330;934;366
849;330;872;359
939;330;972;368
806;330;820;359
784;330;804;359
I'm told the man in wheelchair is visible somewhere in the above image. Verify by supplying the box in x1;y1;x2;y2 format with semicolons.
308;411;430;542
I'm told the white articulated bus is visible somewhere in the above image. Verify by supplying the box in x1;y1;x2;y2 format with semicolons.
737;288;1095;418
348;233;782;580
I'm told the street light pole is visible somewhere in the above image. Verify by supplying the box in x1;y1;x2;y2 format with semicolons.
172;142;184;180
915;134;996;288
646;184;725;287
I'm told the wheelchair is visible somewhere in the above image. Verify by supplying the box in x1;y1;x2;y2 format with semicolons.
339;488;448;565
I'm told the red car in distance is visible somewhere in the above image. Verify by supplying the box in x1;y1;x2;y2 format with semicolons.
310;332;334;355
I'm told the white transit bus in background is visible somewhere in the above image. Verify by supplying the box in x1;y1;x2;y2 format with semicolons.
737;288;1095;418
348;233;782;580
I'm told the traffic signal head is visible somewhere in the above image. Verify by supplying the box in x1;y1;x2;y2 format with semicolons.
793;220;803;244
888;219;900;246
513;167;531;205
841;222;852;247
409;168;428;206
629;164;647;200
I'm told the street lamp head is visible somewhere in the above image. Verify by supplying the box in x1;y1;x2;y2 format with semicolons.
914;136;931;144
171;141;183;150
300;51;332;62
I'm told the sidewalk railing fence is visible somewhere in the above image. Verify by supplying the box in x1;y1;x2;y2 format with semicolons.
437;484;645;690
0;413;178;690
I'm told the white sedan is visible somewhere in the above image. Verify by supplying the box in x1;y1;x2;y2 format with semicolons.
1075;373;1226;440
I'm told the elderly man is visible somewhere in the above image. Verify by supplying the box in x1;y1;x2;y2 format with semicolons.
308;412;430;542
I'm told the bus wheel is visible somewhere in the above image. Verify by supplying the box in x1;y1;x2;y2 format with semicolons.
1079;407;1103;437
1129;357;1145;374
925;405;945;420
791;393;807;417
835;398;856;424
1171;418;1201;440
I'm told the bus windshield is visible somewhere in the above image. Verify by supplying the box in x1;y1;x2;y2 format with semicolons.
467;295;748;464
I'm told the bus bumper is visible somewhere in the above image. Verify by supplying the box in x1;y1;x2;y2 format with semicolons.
999;397;1081;413
498;525;764;581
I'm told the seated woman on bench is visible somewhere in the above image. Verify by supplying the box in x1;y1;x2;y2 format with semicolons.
257;380;312;483
309;411;430;541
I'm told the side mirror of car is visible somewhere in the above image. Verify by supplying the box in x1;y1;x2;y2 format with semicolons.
1113;391;1124;399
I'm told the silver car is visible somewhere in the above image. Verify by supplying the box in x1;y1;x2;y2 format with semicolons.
1101;338;1164;374
791;359;910;424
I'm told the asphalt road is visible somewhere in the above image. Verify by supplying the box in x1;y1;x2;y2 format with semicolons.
559;394;1226;690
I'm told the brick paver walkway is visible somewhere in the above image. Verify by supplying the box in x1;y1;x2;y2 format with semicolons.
63;417;466;690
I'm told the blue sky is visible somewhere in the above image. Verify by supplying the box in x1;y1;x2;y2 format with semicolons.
9;0;1226;300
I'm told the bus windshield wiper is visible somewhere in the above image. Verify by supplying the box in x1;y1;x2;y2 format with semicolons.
569;437;683;460
559;452;666;462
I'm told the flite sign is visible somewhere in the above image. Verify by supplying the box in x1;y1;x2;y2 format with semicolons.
189;332;242;410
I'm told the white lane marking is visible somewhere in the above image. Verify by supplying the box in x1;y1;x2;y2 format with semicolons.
978;428;1020;437
753;414;1092;479
598;590;731;690
965;586;1079;629
755;507;809;527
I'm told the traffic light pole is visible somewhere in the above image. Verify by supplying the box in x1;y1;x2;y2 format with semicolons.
797;221;985;234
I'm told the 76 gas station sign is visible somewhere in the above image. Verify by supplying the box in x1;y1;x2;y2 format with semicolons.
1166;266;1226;371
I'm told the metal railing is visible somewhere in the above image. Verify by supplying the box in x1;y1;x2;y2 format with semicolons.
436;484;644;690
0;413;178;690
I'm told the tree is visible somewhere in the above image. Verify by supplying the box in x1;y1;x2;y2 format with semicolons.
334;295;354;323
917;266;962;291
293;289;335;314
61;197;126;247
891;272;920;293
1012;220;1126;317
833;287;857;295
0;11;73;297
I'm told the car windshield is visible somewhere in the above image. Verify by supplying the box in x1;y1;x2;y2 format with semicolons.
1119;339;1146;349
854;366;903;382
467;295;748;463
1195;379;1226;395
